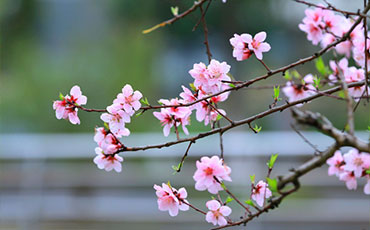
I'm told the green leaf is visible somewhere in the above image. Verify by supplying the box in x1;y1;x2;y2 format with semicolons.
167;181;172;190
250;174;255;184
315;56;330;76
292;70;301;79
135;110;144;117
244;199;254;206
170;6;179;16
229;83;236;88
267;154;278;169
366;169;370;174
158;100;163;105
216;114;223;121
140;97;150;106
284;70;292;80
220;182;227;190
103;122;109;130
59;92;64;100
266;178;278;193
189;83;197;92
313;75;321;88
367;126;370;131
171;162;182;174
273;86;280;100
338;91;345;99
225;196;234;204
254;124;262;133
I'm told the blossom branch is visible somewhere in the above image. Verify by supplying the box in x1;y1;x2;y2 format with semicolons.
142;0;208;34
293;0;368;18
121;81;365;153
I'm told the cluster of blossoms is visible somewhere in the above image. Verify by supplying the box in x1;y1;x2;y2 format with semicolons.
299;5;364;59
326;148;370;194
230;31;271;61
93;84;142;172
53;84;143;173
328;57;368;101
282;6;369;106
100;84;142;138
154;155;273;226
153;59;231;136
53;85;87;125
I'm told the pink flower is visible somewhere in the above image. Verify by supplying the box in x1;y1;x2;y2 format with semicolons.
69;85;88;105
153;106;191;137
153;183;189;216
205;200;231;226
328;58;348;84
94;127;108;145
189;62;209;90
188;60;231;95
282;74;316;106
159;98;191;119
343;67;367;101
229;33;253;61
53;85;87;125
352;37;370;68
299;7;325;45
193;156;232;194
242;32;271;60
322;9;343;36
326;150;344;176
339;171;357;190
153;109;174;137
113;84;142;114
179;85;197;106
93;147;123;172
343;149;370;177
364;176;370;195
100;104;130;137
251;180;272;207
98;133;122;155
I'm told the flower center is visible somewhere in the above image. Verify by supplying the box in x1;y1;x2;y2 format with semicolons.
204;167;213;176
353;157;363;166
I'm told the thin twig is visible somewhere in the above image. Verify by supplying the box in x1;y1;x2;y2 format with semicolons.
207;101;234;124
192;0;212;31
142;0;208;34
364;0;369;100
258;59;271;73
199;2;213;63
290;123;322;155
213;177;252;214
176;141;194;172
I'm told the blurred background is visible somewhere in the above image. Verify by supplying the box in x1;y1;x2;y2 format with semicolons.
0;0;369;229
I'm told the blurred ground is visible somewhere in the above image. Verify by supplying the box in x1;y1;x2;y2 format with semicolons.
0;132;369;230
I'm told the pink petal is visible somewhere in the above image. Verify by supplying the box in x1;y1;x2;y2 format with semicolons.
77;95;87;105
217;216;227;226
68;112;80;125
206;200;221;211
70;85;82;97
206;212;217;225
122;84;133;97
254;31;266;42
219;206;232;216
